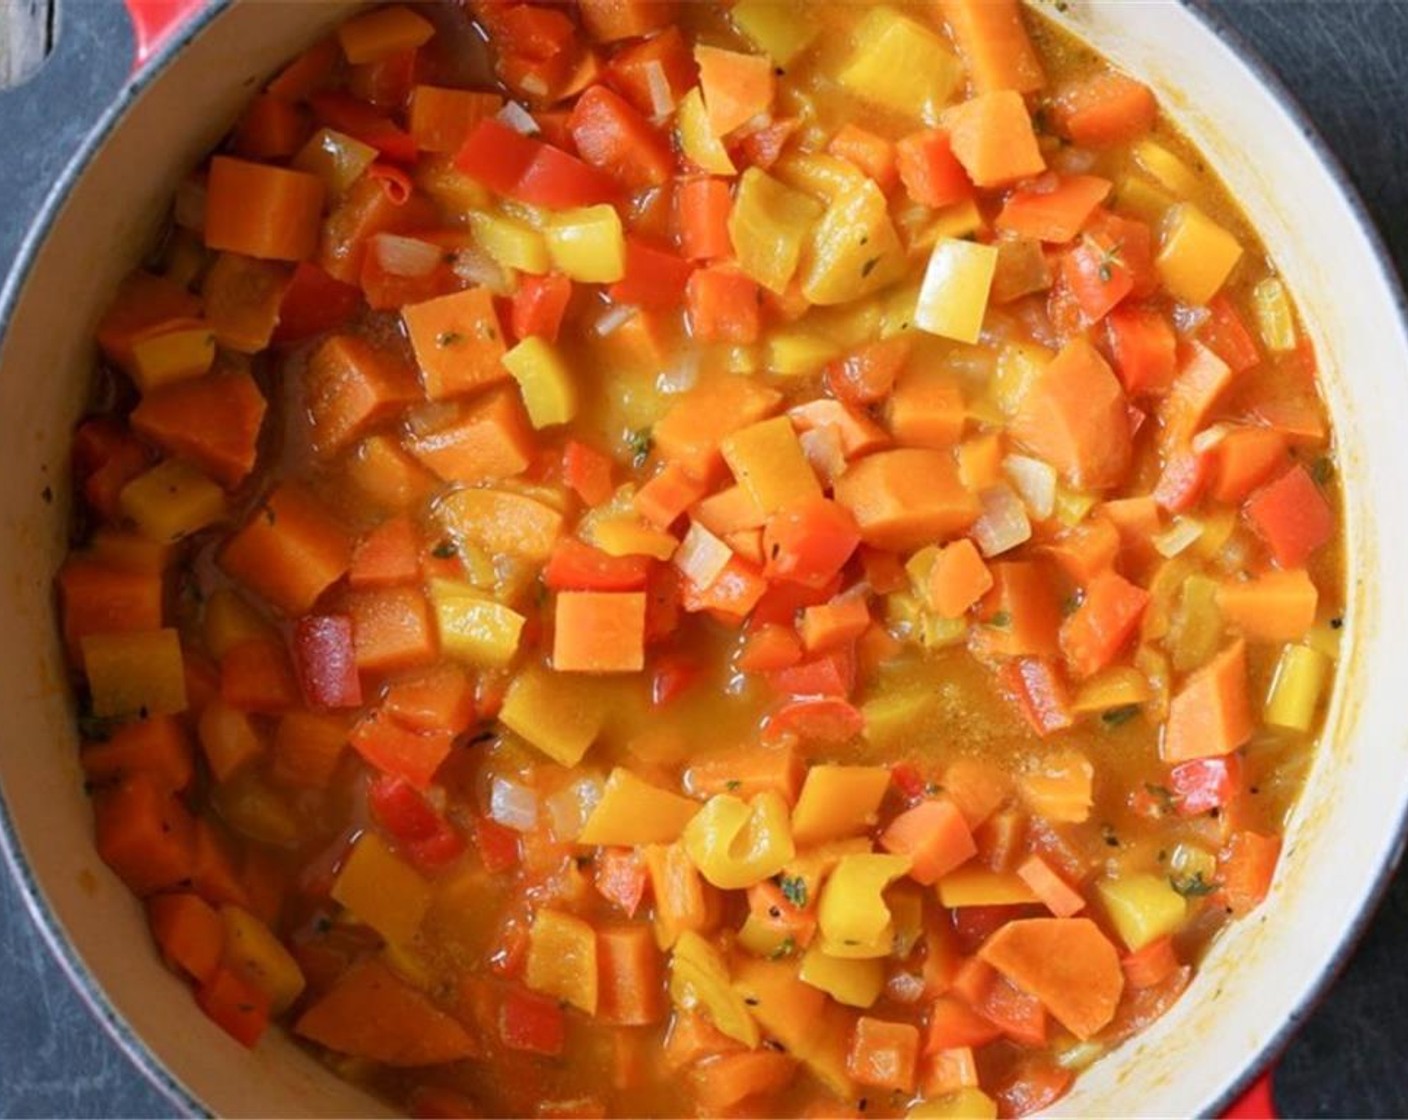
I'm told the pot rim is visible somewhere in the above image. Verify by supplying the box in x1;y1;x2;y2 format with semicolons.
1;2;1406;1117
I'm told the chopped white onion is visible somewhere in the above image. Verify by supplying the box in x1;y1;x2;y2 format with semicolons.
642;59;676;120
972;484;1032;557
451;244;514;296
545;774;604;842
885;970;927;1005
1002;454;1057;521
372;233;442;278
1153;516;1205;558
1051;146;1098;175
1191;423;1234;456
174;177;206;233
799;425;846;487
497;100;540;135
657;349;701;395
594;303;638;337
489;777;539;833
1172;302;1211;335
675;521;734;589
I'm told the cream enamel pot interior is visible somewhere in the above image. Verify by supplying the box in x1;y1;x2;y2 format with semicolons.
2;2;1407;1116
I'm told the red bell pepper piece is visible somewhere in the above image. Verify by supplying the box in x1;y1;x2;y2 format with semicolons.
272;262;363;345
499;987;566;1055
608;237;694;310
292;615;362;710
455;119;617;209
309;92;417;163
473;815;521;874
1168;755;1243;816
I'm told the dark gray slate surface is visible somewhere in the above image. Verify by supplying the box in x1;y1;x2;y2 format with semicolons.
2;3;1407;1118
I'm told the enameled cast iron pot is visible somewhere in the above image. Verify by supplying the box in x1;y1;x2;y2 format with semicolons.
2;2;1407;1116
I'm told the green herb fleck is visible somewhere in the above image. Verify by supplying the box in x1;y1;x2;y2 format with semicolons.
1170;870;1217;898
860;256;880;279
988;610;1012;629
778;875;808;910
628;427;654;468
1144;783;1177;813
1061;594;1081;618
1330;616;1344;630
1101;704;1141;729
436;330;464;348
1310;456;1334;485
768;937;797;960
1087;236;1125;284
1101;823;1120;849
923;781;943;797
77;713;117;743
725;779;742;792
432;539;457;559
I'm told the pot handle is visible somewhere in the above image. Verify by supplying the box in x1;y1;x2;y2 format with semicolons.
1221;1070;1279;1120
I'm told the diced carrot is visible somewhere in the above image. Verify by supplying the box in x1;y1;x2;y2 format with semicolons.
1120;936;1180;990
220;639;301;714
1160;342;1236;447
577;0;675;42
1163;639;1253;762
887;371;966;450
635;462;708;530
644;843;719;949
694;45;773;137
1016;855;1085;918
232;93;309;160
336;5;434;64
939;0;1045;93
345;434;439;513
545;538;651;592
554;591;647;672
691;1051;798;1112
594;847;648;916
409;86;503;153
57;557;163;662
789;400;890;462
1219;830;1281;916
653;376;782;481
93;775;196;896
834;449;981;552
204;157;325;262
942;91;1045;188
266;36;340;101
609;237;695;311
197;965;272;1048
342;586;438;674
219;484;351;616
148;892;225;983
977;561;1062;658
924;996;1001;1051
998;657;1074;737
1059;569;1150;677
305;334;420;455
1105;303;1178;397
768;644;855;699
130;370;268;489
563;440;615;507
737;623;804;673
1207;426;1289;504
846;1017;920;1094
597;924;666;1025
828;124;898;193
1244;464;1333;569
72;417;154;523
675;177;734;261
824;337;910;409
319;173;430;284
1198;293;1261;374
799;597;871;655
1217;569;1318;642
402;286;509;401
996;175;1112;243
96;271;203;376
881;800;977;885
973;970;1048;1046
920;1046;980;1098
761;696;864;746
81;715;194;794
381;665;474;737
686;264;761;344
569;85;675;191
991;1056;1074;1118
665;1009;745;1070
895;129;974;209
200;252;290;355
685;743;803;804
270;711;350;789
928;538;994;619
1011;336;1131;490
350;710;455;790
296;958;477;1065
407;386;537;483
1050;71;1157;147
350;516;422;589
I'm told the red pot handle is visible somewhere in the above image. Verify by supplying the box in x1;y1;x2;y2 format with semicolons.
124;0;208;69
1221;1071;1279;1120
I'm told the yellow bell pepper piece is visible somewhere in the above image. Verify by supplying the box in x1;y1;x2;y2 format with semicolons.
415;154;493;214
203;587;275;660
525;908;599;1014
677;88;736;175
579;768;700;846
937;867;1039;908
994;341;1052;417
1113;174;1173;224
499;665;606;767
798;944;884;1008
737;912;795;958
1169;573;1224;673
915;238;999;344
888;882;926;957
120;459;226;543
1156;203;1243;306
669;931;759;1047
221;905;306;1014
792;765;892;846
502;336;577;429
782;837;874;905
774;152;868;206
862;689;938;748
1131;139;1200;198
818;853;911;950
589;517;678;561
331;831;432;947
1264;643;1332;732
129;324;216;393
1095;873;1187;951
720;416;822;516
766;331;841;377
730;0;817;65
381;941;435;991
836;7;962;124
802;182;907;307
438;487;565;565
544;205;625;283
728;168;824;295
1018;750;1094;824
733;957;857;1095
683;791;796;890
210;773;299;847
1252;277;1298;352
81;629;187;718
295;128;380;196
909;1089;999;1119
1072;666;1152;714
428;578;525;667
469;209;549;274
